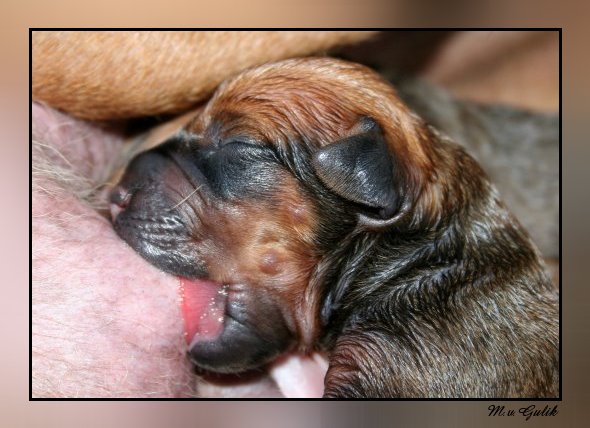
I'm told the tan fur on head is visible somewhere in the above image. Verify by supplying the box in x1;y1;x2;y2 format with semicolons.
199;58;430;162
189;58;435;215
32;31;375;120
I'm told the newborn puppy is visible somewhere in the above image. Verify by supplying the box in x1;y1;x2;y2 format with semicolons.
110;58;559;398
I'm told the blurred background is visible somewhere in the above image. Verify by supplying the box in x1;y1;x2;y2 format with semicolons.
6;0;587;426
336;31;558;112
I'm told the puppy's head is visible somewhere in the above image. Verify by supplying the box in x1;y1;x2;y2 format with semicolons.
111;58;434;373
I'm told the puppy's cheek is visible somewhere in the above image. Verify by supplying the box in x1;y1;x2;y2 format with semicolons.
188;294;293;374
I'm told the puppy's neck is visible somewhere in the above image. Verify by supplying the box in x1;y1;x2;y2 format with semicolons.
317;131;547;348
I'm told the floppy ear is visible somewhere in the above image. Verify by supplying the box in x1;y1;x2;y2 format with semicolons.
312;118;399;221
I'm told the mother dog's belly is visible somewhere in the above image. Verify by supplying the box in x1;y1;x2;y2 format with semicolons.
32;104;195;397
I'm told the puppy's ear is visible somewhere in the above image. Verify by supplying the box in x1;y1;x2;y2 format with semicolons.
312;118;399;222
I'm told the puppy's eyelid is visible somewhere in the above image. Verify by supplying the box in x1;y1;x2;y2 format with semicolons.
220;136;260;148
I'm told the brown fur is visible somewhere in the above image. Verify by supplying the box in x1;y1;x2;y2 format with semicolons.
196;181;322;346
194;59;432;166
32;31;374;120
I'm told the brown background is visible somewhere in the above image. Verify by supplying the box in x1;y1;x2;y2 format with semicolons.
12;1;587;426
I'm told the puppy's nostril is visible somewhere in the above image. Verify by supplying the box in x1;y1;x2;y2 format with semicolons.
110;185;133;207
109;186;133;221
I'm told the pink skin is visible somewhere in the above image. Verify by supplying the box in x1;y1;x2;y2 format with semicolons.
32;103;196;397
32;103;327;398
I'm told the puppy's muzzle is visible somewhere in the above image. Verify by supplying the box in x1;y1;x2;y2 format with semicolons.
109;145;206;278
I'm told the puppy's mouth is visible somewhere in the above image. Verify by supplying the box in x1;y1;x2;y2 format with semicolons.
179;275;293;374
110;149;294;373
179;277;228;346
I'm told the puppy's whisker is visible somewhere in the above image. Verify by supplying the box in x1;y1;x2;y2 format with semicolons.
168;185;202;211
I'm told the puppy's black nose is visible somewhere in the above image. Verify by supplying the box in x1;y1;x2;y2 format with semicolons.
109;185;133;221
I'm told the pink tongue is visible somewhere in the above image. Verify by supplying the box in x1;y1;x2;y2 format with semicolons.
179;278;227;345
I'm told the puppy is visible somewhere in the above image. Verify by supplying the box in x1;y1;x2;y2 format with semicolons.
110;58;559;398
